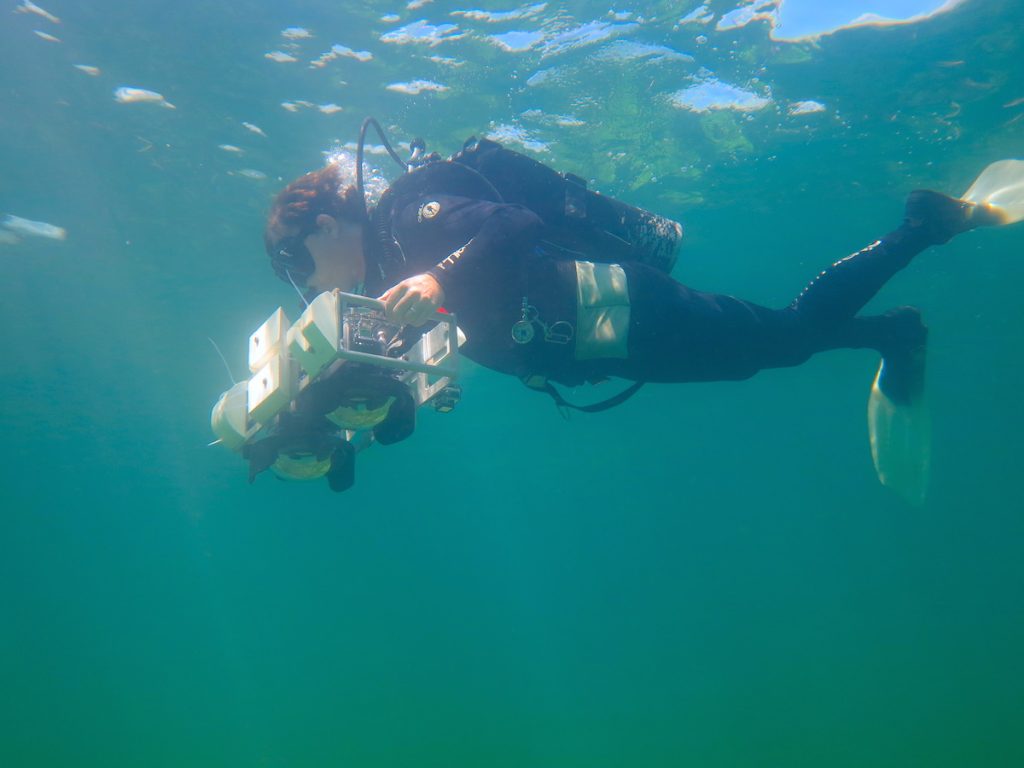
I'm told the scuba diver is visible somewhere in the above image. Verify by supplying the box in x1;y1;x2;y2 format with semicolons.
263;119;1024;502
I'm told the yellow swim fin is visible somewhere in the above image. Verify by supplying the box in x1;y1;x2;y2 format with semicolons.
961;159;1024;225
867;345;931;505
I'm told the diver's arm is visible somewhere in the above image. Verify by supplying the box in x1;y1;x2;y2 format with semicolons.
424;202;543;299
382;196;543;324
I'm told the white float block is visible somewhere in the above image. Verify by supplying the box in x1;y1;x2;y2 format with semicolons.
248;354;294;425
249;307;290;373
210;381;251;451
289;290;340;378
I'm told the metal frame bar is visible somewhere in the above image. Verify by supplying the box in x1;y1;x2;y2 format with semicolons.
334;291;460;378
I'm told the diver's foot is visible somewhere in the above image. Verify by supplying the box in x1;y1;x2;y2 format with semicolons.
904;189;1003;246
874;307;928;405
875;336;926;407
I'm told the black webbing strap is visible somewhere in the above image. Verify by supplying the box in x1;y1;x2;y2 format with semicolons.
525;377;645;413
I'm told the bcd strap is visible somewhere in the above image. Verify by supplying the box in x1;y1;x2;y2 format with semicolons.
522;375;645;413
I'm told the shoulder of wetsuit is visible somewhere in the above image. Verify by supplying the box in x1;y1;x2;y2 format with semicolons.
375;159;504;228
366;159;505;289
393;192;518;239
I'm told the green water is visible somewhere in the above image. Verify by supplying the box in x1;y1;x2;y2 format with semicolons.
2;1;1023;765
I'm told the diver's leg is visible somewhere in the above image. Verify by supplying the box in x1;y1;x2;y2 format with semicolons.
602;190;983;384
786;197;968;504
609;277;929;384
791;190;986;326
826;308;927;364
609;268;822;383
819;308;928;405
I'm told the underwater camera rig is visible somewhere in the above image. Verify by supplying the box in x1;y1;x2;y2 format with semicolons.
210;291;464;492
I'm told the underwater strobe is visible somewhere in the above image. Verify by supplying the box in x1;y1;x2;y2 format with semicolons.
210;291;465;492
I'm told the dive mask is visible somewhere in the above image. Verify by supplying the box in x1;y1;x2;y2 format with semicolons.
269;232;316;285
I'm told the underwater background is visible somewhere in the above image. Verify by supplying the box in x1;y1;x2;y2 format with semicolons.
2;0;1023;765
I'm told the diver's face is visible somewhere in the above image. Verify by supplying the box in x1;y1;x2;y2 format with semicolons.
304;214;366;294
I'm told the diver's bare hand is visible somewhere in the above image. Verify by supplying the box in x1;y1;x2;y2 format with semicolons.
380;273;445;326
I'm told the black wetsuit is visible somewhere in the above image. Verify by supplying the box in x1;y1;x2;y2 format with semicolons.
364;192;933;387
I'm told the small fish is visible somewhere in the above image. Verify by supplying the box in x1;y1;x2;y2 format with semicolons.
33;30;61;43
282;27;312;40
73;64;101;76
281;101;301;112
242;122;267;138
1004;96;1024;109
16;1;60;23
2;214;67;241
318;103;342;114
232;169;267;180
218;144;244;153
265;51;298;63
114;86;176;109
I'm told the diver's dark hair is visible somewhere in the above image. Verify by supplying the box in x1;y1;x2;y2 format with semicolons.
263;164;363;253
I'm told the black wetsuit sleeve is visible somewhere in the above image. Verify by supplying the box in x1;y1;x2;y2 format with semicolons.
392;194;544;309
426;203;544;298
